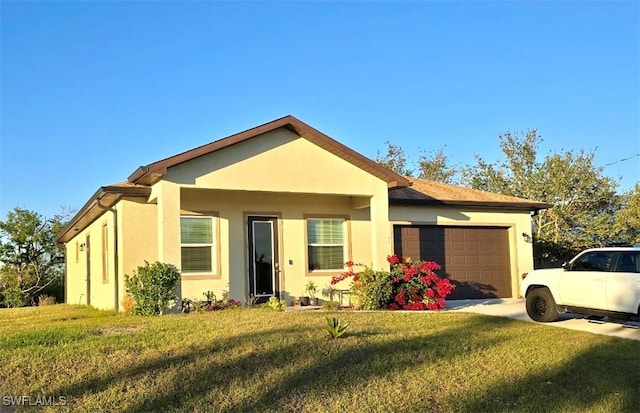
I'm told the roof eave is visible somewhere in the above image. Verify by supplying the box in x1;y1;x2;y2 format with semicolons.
389;199;551;211
56;186;151;244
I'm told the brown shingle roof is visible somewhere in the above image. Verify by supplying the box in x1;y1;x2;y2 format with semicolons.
389;177;550;210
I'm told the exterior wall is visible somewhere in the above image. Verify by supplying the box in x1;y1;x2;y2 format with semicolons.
166;129;386;196
64;198;159;311
389;205;534;298
153;127;392;305
117;197;159;310
64;209;116;309
180;189;374;305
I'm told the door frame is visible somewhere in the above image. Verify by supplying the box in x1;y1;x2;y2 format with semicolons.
246;215;281;303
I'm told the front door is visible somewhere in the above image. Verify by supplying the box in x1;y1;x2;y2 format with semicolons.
247;216;280;304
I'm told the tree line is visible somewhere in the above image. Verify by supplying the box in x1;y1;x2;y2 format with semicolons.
376;129;639;265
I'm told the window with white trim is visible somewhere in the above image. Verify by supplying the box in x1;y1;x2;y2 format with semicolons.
180;216;215;273
307;218;345;271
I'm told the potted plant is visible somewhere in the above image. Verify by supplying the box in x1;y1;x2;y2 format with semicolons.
299;292;309;306
305;280;318;306
203;291;216;310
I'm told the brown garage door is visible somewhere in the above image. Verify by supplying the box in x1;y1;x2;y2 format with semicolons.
393;225;511;299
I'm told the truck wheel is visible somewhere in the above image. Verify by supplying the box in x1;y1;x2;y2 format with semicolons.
526;288;558;322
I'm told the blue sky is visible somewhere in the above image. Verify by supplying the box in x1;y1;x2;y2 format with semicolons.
1;1;638;219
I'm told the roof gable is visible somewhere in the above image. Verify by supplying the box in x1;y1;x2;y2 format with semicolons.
129;115;410;189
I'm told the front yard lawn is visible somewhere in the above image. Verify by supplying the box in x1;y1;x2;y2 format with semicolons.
1;305;638;412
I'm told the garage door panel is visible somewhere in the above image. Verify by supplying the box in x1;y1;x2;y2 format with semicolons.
466;256;480;265
394;225;511;299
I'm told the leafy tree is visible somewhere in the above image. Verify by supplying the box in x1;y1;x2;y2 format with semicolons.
614;183;640;244
417;146;459;184
376;141;460;183
461;129;542;197
463;130;622;264
0;207;70;307
124;261;181;315
375;141;414;176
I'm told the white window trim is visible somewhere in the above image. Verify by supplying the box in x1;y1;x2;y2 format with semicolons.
180;215;216;275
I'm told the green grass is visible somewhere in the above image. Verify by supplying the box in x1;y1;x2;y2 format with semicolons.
1;305;638;412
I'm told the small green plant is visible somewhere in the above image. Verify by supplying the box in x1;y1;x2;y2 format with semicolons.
124;261;180;315
203;291;216;302
37;295;56;306
244;294;258;308
323;317;350;339
305;280;318;299
321;300;341;311
265;296;287;311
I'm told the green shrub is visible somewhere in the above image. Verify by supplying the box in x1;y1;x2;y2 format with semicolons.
321;300;341;311
124;261;180;315
1;286;27;308
345;267;394;310
265;296;287;311
331;256;454;311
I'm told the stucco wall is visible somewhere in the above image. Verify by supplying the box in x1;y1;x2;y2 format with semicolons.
154;128;392;305
389;205;534;298
118;197;159;309
64;209;116;309
180;189;376;305
166;128;386;196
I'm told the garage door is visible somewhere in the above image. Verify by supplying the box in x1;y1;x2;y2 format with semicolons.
393;225;511;299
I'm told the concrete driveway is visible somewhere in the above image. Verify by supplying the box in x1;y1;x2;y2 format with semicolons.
446;298;640;341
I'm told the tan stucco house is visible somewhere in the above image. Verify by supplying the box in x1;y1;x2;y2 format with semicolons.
56;116;549;310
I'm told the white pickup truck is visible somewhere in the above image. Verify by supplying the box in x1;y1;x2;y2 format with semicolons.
520;247;640;322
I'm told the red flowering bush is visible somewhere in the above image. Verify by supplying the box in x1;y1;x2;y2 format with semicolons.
331;263;393;310
387;255;455;310
331;255;455;311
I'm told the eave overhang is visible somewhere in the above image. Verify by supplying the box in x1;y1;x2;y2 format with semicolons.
56;185;151;244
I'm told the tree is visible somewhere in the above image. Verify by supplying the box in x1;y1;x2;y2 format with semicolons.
463;129;622;264
417;146;459;184
614;183;640;244
376;141;460;183
375;141;414;176
0;207;70;307
461;129;543;197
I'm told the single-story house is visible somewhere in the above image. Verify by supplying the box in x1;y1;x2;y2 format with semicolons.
56;115;549;310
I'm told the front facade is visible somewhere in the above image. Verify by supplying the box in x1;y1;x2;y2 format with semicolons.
57;116;548;310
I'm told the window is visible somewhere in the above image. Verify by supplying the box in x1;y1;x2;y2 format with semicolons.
616;253;639;273
181;216;215;273
102;223;109;283
307;218;345;271
572;252;613;272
